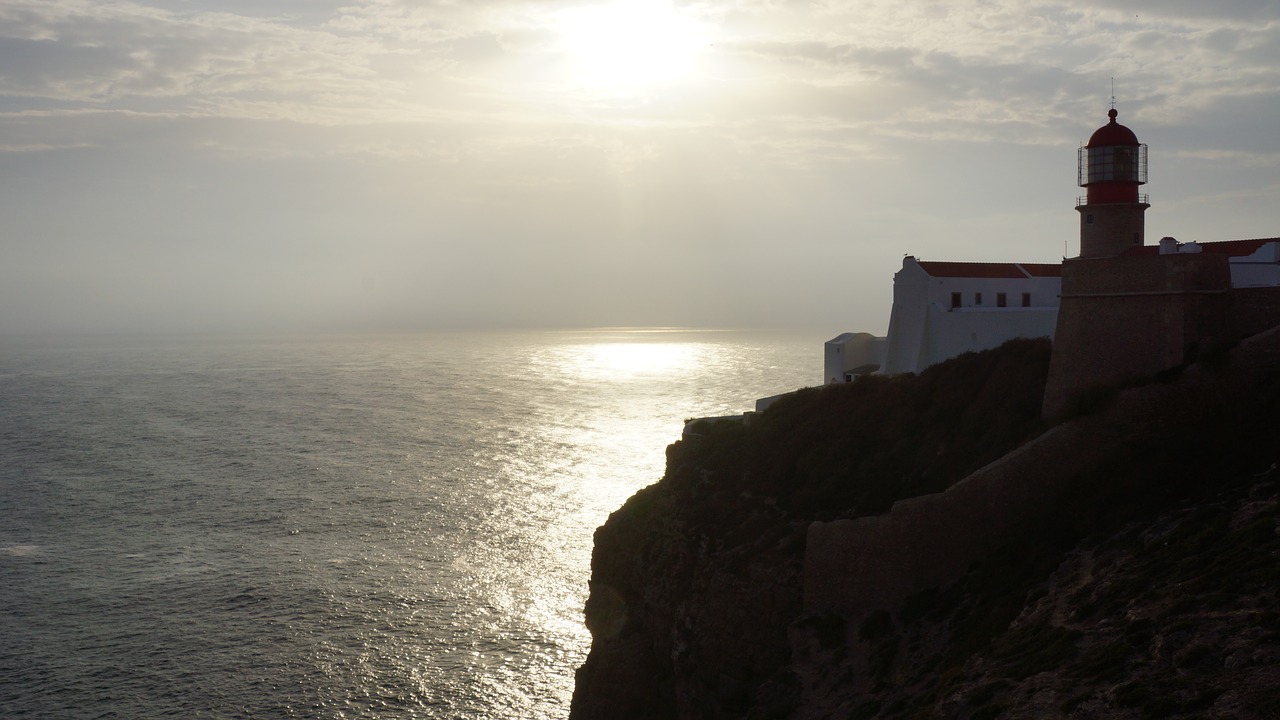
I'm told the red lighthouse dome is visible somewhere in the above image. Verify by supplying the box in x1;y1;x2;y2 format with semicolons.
1079;108;1147;205
1086;108;1140;148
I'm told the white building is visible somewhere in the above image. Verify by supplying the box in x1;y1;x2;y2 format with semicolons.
823;332;887;384
825;256;1062;382
881;257;1062;374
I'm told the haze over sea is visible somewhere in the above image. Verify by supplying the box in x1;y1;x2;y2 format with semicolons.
0;328;818;719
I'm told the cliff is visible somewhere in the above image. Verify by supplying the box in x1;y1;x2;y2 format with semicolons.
570;333;1280;719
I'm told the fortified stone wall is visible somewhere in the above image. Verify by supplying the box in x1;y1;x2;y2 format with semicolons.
1041;253;1232;419
1067;253;1230;294
1228;285;1280;340
804;322;1280;618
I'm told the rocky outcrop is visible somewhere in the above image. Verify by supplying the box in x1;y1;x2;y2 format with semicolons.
570;335;1280;718
572;438;808;720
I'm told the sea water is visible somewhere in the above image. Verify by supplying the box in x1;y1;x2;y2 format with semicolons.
0;329;819;719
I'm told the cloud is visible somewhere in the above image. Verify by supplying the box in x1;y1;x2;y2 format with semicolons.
0;0;418;122
1;0;1278;333
1067;0;1280;23
4;0;1271;148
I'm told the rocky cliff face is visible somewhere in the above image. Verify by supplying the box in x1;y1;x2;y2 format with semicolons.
569;337;1280;719
573;437;809;720
787;466;1280;719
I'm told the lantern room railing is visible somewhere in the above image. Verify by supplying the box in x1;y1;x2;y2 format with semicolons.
1076;193;1149;208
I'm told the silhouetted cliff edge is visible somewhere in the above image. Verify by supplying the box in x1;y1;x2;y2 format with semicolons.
570;332;1280;719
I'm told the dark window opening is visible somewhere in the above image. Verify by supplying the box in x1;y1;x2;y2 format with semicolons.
951;292;961;309
1087;214;1094;224
996;293;1007;308
975;292;983;305
1022;292;1031;307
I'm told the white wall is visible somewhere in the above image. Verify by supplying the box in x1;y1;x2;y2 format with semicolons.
881;257;1061;374
824;332;887;383
882;260;931;374
1230;242;1280;288
920;306;1058;369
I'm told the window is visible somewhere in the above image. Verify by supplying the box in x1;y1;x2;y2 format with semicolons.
996;293;1007;308
951;292;961;309
975;292;983;305
1022;292;1031;307
1086;214;1094;224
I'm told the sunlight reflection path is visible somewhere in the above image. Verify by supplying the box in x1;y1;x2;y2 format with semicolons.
400;329;817;717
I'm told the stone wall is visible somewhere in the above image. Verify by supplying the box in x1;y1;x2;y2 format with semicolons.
1228;285;1280;340
804;323;1280;617
1041;252;1232;419
1078;202;1146;258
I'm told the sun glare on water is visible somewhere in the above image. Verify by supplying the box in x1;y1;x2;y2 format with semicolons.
555;0;709;91
545;335;707;382
574;342;701;379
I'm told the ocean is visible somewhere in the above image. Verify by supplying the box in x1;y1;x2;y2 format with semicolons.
0;329;820;719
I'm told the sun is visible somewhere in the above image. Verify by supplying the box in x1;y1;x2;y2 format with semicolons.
555;0;708;91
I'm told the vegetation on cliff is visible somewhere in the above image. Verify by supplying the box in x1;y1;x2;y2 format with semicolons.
571;336;1280;719
686;336;1054;521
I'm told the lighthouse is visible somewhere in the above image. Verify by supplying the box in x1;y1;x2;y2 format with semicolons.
1045;106;1231;419
1076;108;1149;258
1044;106;1164;417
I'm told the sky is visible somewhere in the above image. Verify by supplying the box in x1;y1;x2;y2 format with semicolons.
2;0;1279;335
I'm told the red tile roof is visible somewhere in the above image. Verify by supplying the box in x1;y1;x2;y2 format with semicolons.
1124;237;1280;257
1020;263;1064;277
912;238;1279;279
916;261;1062;279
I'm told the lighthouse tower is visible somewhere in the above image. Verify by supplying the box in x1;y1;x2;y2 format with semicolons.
1077;108;1149;258
1043;107;1233;419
